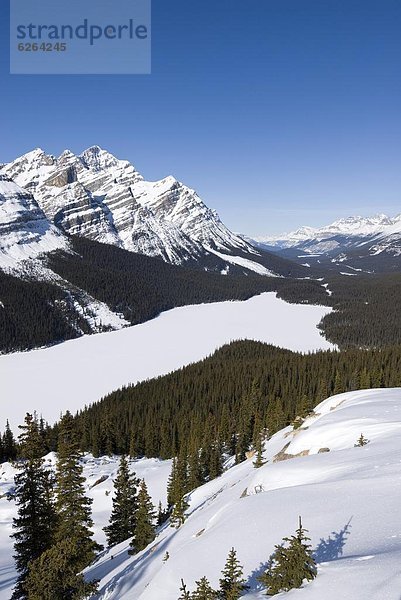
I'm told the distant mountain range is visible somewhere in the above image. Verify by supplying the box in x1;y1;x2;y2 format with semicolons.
246;214;401;273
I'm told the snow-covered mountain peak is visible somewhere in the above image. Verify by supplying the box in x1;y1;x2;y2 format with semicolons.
0;146;274;274
80;145;125;172
57;149;76;162
325;213;392;235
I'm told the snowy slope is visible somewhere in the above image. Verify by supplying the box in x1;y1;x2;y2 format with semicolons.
0;292;333;432
83;388;401;600
0;147;273;274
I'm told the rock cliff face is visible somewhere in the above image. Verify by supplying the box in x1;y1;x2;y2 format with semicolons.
0;175;67;270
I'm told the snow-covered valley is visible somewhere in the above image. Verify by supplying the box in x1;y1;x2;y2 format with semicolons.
2;388;401;599
0;292;333;432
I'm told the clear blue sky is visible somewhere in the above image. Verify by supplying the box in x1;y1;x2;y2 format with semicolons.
1;0;400;235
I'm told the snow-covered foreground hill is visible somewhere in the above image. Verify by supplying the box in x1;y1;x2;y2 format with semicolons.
85;388;401;600
0;292;333;431
2;389;401;598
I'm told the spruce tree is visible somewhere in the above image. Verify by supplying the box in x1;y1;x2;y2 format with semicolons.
258;517;316;595
208;438;223;480
55;412;101;575
157;500;168;526
3;419;17;461
167;457;178;510
354;433;369;447
253;429;266;468
104;455;139;547
170;493;189;529
178;579;192;600
193;576;218;599
11;413;55;599
130;479;156;552
25;538;98;600
168;455;189;528
187;442;203;491
218;548;249;599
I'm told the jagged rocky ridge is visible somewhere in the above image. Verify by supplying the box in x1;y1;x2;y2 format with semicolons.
1;146;281;274
0;175;67;270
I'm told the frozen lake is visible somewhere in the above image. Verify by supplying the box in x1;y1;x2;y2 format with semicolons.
0;292;334;430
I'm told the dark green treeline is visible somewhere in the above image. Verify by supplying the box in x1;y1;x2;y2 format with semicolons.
46;341;401;460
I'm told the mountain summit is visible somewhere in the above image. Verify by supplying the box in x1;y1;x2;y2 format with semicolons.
1;147;274;273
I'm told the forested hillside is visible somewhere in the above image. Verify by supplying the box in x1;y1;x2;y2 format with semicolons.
46;341;401;463
0;236;326;353
2;234;401;353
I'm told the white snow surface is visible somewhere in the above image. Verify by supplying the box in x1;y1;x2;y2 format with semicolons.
0;293;332;432
204;247;276;276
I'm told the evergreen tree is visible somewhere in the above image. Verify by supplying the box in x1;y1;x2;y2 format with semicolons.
258;517;316;595
157;500;168;526
11;413;55;599
168;455;189;527
333;370;343;395
104;455;139;546
354;433;369;447
167;457;178;510
3;419;17;461
38;416;49;454
55;412;101;576
187;442;203;491
25;538;98;600
130;479;156;552
359;369;371;389
218;548;248;599
170;493;189;529
178;579;192;600
129;430;137;458
209;438;223;480
193;576;218;599
253;428;267;469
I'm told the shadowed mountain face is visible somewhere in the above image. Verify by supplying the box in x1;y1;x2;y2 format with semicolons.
0;145;302;277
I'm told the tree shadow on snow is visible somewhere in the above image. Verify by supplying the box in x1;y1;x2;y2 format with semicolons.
314;517;353;563
245;561;270;591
